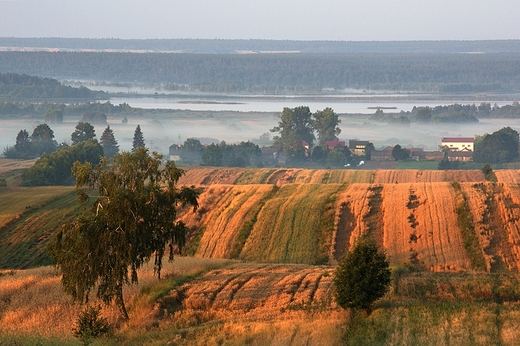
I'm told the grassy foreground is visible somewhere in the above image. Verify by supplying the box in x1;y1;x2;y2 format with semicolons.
2;261;520;345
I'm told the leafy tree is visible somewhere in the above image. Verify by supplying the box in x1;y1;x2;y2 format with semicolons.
474;127;519;163
99;126;119;158
311;145;327;163
44;108;64;124
414;107;432;123
334;238;391;313
271;106;314;160
30;123;58;156
313;107;341;146
201;143;223;166
12;129;32;158
81;111;107;125
23;139;103;186
180;138;203;164
132;125;145;151
326;148;347;168
71;122;96;145
391;144;410;161
48;148;199;320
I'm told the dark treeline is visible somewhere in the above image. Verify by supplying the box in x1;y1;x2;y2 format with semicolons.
1;38;520;54
0;73;103;100
1;52;519;92
0;101;134;119
371;102;520;125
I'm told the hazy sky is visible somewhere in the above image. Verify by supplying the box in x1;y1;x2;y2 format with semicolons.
0;0;519;41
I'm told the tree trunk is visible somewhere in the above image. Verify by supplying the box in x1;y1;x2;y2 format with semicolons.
116;283;129;320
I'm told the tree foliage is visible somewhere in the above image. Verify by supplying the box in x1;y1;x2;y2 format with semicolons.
22;139;103;186
30;123;58;156
391;144;410;161
334;238;391;312
313;107;341;146
48;148;199;319
71;122;96;145
99;125;119;158
132;125;145;151
271;106;314;160
474;127;519;163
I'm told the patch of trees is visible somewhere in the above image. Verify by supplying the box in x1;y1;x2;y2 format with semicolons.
22;139;103;186
1;52;520;92
0;73;103;100
0;101;134;120
172;139;263;167
270;106;351;166
372;103;520;125
3;124;58;159
473;127;519;164
392;145;411;161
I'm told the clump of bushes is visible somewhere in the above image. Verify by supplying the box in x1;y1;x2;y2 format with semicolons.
73;305;111;345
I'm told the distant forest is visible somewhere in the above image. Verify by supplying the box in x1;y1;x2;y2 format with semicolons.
1;38;520;54
0;73;103;100
1;51;519;93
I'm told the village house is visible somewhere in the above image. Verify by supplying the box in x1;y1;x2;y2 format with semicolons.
441;137;474;161
441;137;474;152
348;140;373;156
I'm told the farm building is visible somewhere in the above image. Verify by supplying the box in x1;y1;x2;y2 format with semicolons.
441;137;474;152
349;140;374;156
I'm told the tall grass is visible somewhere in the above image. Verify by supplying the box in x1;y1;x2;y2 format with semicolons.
451;182;487;271
240;184;345;264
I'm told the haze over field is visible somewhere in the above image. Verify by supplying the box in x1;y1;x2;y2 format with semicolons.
0;0;519;41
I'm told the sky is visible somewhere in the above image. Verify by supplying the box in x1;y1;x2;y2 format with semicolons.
0;0;519;41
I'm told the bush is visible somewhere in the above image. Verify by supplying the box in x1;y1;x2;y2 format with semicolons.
333;238;391;313
73;305;111;345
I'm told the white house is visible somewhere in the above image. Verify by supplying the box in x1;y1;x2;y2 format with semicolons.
441;137;474;152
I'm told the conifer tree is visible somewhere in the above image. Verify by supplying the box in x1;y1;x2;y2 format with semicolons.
132;125;145;151
99;125;119;158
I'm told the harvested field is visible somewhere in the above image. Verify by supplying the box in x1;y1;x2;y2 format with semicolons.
178;168;247;185
240;184;345;264
373;170;485;184
172;263;335;316
381;183;470;271
180;184;275;258
496;170;520;184
234;168;277;184
460;182;520;272
333;183;373;261
0;158;36;173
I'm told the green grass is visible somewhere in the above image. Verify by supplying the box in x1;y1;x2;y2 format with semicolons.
230;185;279;259
0;187;81;269
451;182;487;271
240;184;346;264
395;160;440;170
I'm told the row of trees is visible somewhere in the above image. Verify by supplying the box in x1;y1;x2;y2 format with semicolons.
2;51;520;92
0;101;134;122
171;138;263;167
5;122;146;185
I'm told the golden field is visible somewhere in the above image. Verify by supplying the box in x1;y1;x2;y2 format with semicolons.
4;163;520;344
